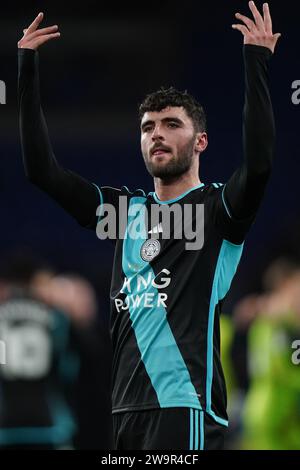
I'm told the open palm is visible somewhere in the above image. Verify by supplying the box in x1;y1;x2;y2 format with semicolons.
232;1;281;53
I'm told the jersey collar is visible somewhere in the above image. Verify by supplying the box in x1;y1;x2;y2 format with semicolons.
150;183;205;205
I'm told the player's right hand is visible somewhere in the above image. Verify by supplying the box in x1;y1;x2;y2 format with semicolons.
18;12;60;50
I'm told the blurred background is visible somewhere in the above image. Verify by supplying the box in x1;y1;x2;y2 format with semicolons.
0;0;300;450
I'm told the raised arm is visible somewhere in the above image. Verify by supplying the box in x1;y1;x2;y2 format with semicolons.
18;13;99;229
223;2;281;221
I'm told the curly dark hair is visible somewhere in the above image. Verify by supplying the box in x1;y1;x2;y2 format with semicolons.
139;86;207;133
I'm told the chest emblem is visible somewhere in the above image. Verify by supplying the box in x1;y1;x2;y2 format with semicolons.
140;239;161;262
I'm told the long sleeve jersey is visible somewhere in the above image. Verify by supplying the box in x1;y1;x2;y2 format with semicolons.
18;44;275;425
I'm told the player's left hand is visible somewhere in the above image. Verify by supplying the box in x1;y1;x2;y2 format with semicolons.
232;1;281;54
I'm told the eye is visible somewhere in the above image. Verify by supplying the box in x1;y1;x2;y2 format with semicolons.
168;122;179;128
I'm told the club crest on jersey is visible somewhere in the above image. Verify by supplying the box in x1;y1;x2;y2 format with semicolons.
140;239;161;262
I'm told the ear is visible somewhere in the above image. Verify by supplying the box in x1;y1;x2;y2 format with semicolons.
194;132;208;154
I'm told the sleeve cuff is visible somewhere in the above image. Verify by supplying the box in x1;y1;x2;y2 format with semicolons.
243;44;273;59
18;48;38;57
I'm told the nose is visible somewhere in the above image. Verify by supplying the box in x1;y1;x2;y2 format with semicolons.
151;125;164;142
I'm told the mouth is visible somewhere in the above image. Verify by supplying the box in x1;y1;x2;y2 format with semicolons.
151;147;172;157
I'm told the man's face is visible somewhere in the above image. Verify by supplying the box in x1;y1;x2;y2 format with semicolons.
140;106;198;179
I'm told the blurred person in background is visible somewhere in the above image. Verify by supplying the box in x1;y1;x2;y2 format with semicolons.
233;257;300;449
0;250;78;449
33;272;112;449
17;2;280;450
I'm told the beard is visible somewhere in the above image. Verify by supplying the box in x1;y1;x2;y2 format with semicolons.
143;136;195;179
